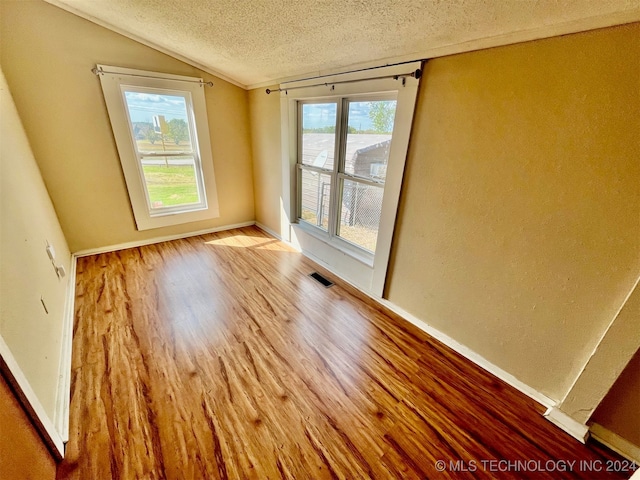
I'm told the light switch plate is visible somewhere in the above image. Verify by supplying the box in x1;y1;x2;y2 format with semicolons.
46;243;56;261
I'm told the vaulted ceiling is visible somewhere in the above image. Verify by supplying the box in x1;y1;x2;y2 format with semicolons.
45;0;639;88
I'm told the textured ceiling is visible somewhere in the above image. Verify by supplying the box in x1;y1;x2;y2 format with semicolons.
45;0;639;88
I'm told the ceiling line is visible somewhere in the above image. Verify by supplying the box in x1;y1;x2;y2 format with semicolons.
43;0;248;90
42;0;640;91
246;9;640;91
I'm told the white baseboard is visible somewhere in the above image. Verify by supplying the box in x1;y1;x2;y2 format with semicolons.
390;291;592;443
264;228;626;449
255;222;282;241
590;423;640;463
54;220;255;449
0;334;64;459
73;221;256;257
292;241;556;410
63;224;617;456
544;407;590;443
377;298;556;409
2;253;77;458
54;254;77;443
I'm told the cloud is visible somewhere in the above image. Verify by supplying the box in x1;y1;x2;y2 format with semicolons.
124;91;188;121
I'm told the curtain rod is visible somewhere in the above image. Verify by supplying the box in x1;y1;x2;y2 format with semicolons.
91;66;214;87
281;59;425;85
265;68;422;95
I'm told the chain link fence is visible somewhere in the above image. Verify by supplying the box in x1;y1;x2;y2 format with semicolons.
338;180;383;252
300;169;382;251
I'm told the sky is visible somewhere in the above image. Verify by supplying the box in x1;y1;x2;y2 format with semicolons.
124;91;188;123
123;92;396;130
302;101;396;131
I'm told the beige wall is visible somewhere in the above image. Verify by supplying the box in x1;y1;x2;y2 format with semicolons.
558;278;640;424
249;87;282;233
249;24;640;405
2;0;638;449
0;68;72;421
592;349;640;447
387;23;640;401
0;374;57;480
0;0;254;252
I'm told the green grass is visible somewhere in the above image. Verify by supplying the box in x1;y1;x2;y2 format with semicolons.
142;164;199;207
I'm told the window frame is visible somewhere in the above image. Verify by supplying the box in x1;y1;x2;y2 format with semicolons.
296;99;339;235
296;94;398;262
280;63;421;296
97;65;219;231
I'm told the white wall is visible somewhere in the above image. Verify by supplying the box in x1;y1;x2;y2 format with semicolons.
0;68;72;423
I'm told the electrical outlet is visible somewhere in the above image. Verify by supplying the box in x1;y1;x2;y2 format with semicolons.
55;265;67;278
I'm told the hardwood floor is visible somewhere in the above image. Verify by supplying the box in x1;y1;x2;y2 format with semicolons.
58;226;630;479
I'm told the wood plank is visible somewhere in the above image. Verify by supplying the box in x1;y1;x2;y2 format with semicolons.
58;226;631;479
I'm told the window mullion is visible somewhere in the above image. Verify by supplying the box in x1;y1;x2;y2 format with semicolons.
328;98;347;238
337;98;349;175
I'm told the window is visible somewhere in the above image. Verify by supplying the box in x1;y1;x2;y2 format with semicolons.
280;63;421;296
97;65;219;230
298;96;397;254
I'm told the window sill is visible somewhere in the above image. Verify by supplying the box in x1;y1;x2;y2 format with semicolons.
149;204;208;218
293;221;374;267
136;205;219;231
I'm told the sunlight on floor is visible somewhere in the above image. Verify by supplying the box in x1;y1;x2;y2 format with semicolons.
204;234;292;251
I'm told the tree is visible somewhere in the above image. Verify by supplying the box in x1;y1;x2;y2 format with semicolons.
368;101;396;133
167;118;189;145
144;128;159;145
134;122;160;145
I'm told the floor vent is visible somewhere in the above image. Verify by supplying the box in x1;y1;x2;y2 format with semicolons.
309;272;334;288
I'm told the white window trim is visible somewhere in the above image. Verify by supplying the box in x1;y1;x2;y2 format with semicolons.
296;93;397;267
280;63;421;296
97;65;219;231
